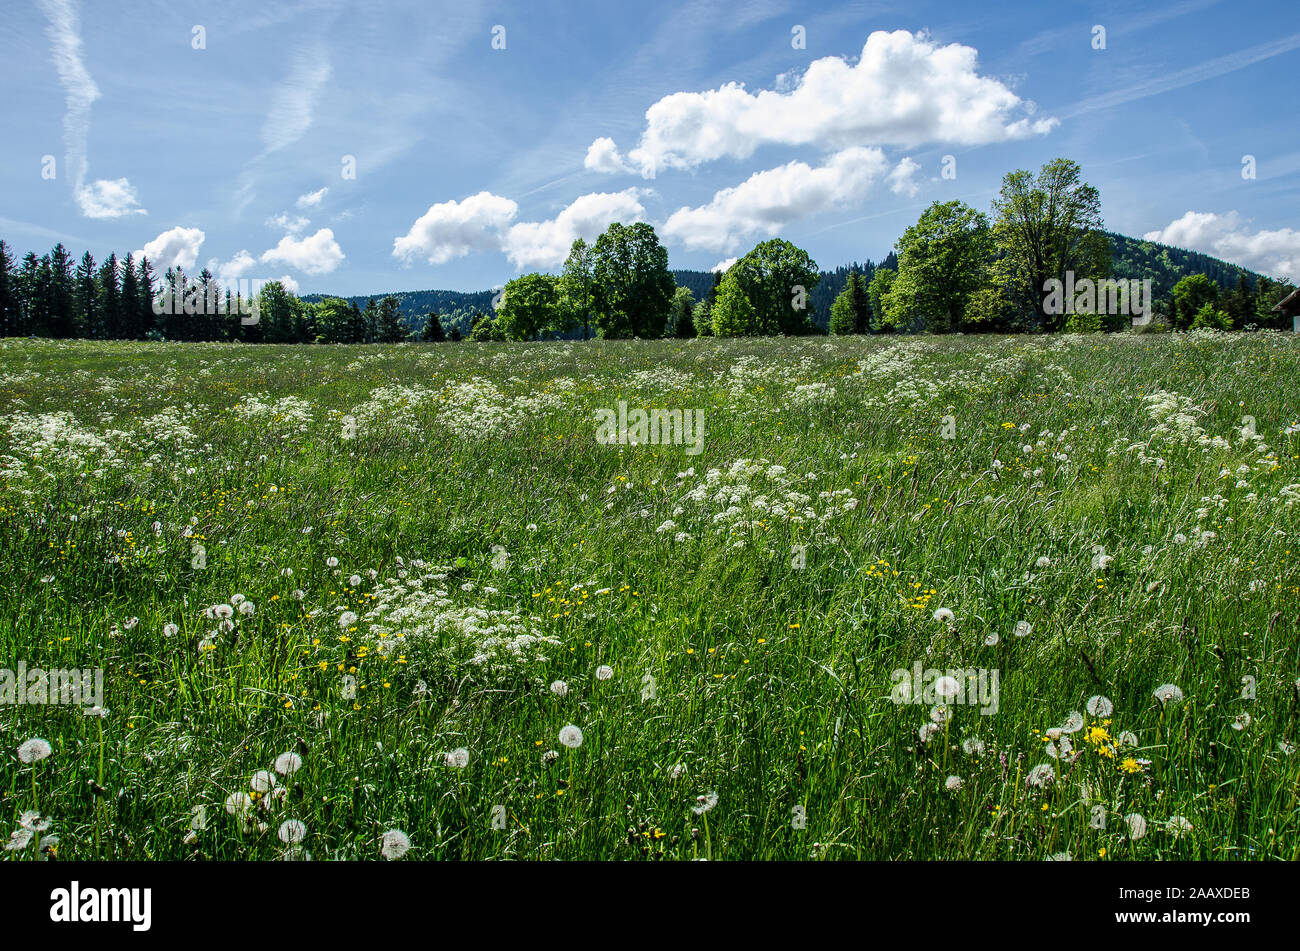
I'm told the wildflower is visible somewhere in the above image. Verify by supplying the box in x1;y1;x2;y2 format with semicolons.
349;574;361;587
1231;713;1251;731
1026;764;1055;788
326;557;339;568
933;678;959;701
238;601;255;616
380;829;411;860
445;748;470;768
983;632;999;646
933;607;954;625
1086;695;1113;717
17;738;52;763
163;623;179;637
1166;815;1193;838
918;723;940;743
692;791;718;815
210;604;234;620
668;763;687;780
1061;711;1084;734
944;775;963;792
962;737;985;756
273;752;303;776
550;680;569;698
278;819;307;844
250;770;276;793
224;792;254;816
595;665;613;681
1125;813;1147;840
1014;620;1031;638
1035;556;1051;569
339;611;358;629
559;724;584;748
1118;730;1138;747
1153;684;1184;705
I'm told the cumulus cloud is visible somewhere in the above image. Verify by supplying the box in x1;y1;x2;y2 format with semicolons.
266;213;311;234
75;177;146;219
584;137;632;174
393;191;519;265
606;30;1056;178
502;189;646;269
272;274;300;294
662;147;890;253
135;226;205;270
260;228;344;275
296;187;328;208
886;157;922;197
1144;211;1300;283
213;250;256;287
712;257;737;272
39;0;145;218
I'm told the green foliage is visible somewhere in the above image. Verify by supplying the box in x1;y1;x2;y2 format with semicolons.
725;239;821;336
1190;302;1232;330
868;267;896;332
669;286;696;338
885;201;991;334
419;312;446;342
497;273;562;341
991;158;1109;331
1171;274;1220;330
829;270;871;335
710;272;760;336
591;222;675;339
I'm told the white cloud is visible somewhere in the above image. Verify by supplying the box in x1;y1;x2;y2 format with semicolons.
584;137;632;174
296;187;328;209
712;257;737;272
266;213;311;234
610;30;1056;178
662;147;889;253
260;228;344;275
261;46;331;153
75;178;146;219
886;157;921;198
213;250;256;288
135;226;205;270
1143;211;1300;283
273;274;300;294
39;0;145;218
393;191;519;266
502;190;646;270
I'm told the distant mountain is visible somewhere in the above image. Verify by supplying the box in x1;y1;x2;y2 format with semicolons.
305;233;1267;333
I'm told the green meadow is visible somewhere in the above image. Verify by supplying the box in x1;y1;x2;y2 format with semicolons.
2;330;1299;860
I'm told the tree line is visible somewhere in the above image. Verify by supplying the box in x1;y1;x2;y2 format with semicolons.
2;156;1293;344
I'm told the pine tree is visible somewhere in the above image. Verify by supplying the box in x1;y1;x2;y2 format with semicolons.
419;312;446;341
97;254;123;338
376;296;407;342
74;252;97;338
136;257;156;338
49;244;75;338
0;241;20;337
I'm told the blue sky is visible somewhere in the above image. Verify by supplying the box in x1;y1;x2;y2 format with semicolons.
2;0;1297;295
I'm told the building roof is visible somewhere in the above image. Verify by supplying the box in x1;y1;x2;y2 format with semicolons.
1273;286;1300;314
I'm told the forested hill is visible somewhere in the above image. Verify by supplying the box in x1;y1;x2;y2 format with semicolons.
303;232;1264;332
